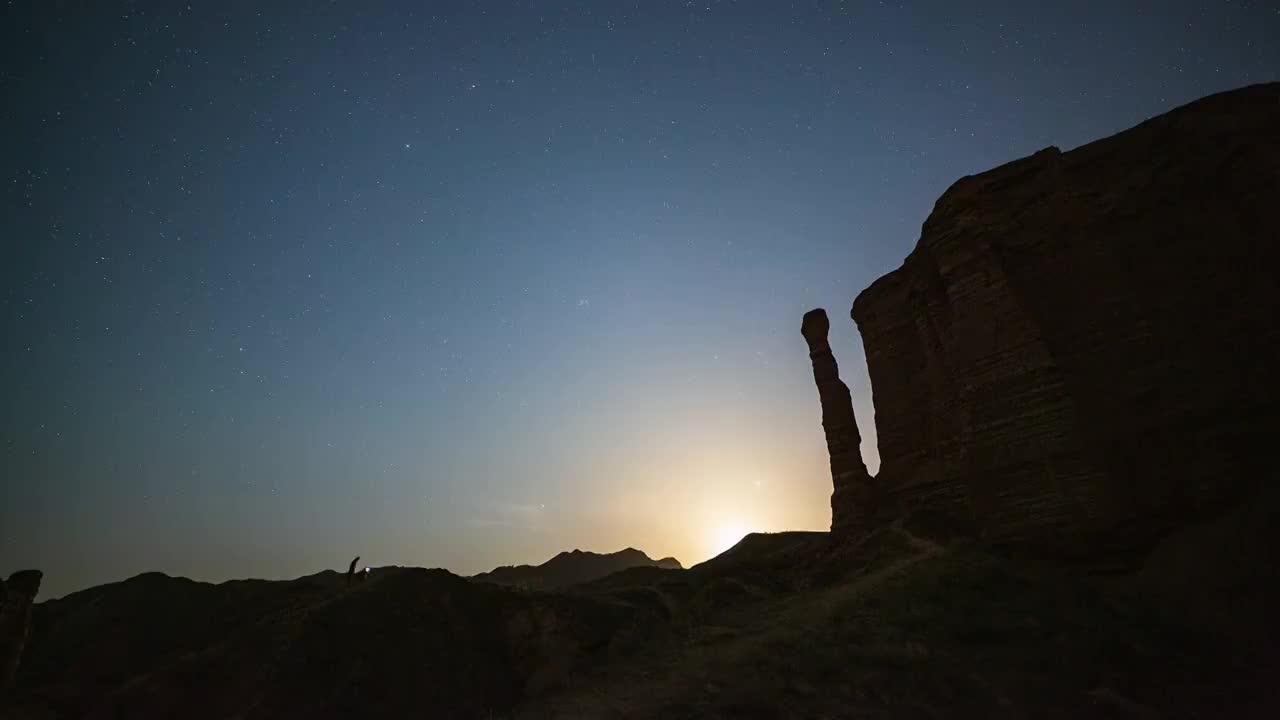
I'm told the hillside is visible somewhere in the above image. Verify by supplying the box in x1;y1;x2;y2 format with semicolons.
4;565;671;718
4;519;1275;718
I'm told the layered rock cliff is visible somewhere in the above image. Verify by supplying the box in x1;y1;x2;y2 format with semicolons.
846;82;1280;558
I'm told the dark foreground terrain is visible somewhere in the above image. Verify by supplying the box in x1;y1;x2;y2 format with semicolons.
4;500;1278;718
4;83;1278;718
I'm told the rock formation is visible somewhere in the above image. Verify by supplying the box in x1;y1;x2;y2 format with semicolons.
801;308;876;532
846;82;1280;558
0;569;42;691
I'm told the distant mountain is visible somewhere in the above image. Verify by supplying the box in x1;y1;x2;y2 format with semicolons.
472;548;682;590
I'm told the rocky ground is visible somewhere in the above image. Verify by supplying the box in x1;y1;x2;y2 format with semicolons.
4;495;1276;718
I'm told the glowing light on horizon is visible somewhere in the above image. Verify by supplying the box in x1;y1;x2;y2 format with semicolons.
709;519;751;558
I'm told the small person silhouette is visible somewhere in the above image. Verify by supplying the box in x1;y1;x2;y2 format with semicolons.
346;556;360;587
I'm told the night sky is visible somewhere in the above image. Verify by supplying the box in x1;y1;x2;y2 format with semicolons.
3;1;1277;599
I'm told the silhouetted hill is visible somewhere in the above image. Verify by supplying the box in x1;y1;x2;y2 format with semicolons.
8;516;1277;718
6;565;671;719
473;547;683;590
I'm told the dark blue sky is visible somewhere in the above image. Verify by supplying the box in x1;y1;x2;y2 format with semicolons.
4;1;1277;598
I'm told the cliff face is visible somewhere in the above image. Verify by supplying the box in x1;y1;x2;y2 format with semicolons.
849;83;1280;558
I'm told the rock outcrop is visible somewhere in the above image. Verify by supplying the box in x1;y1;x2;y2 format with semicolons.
801;309;876;532
0;570;42;692
847;82;1280;558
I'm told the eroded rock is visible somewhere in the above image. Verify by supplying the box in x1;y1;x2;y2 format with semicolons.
802;308;876;532
0;569;43;691
849;82;1280;558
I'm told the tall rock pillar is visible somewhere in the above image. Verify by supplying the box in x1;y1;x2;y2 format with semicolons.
802;309;875;532
0;569;42;692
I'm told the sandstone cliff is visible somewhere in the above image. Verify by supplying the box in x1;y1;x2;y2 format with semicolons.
847;82;1280;559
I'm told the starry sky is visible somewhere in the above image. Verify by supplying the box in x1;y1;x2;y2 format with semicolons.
3;1;1277;599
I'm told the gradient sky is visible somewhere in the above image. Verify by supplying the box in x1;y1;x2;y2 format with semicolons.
3;1;1277;599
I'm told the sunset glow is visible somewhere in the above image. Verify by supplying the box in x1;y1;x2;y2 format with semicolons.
709;519;752;558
